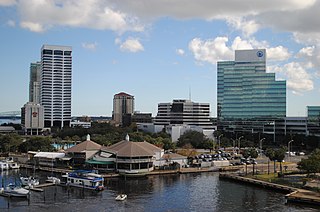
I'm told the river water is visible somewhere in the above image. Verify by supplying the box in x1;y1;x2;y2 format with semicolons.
0;170;318;212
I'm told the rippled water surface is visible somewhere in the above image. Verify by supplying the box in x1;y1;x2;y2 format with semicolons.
0;170;319;212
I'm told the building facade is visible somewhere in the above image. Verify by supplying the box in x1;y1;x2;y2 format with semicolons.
112;92;134;126
40;45;72;128
307;106;320;136
154;99;214;130
29;62;41;104
21;102;44;135
217;49;286;134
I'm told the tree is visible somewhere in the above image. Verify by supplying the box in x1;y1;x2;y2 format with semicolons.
19;136;54;152
265;148;276;175
274;148;286;174
177;130;212;149
298;149;320;176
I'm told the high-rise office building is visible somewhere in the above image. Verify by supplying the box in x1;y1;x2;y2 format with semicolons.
40;45;72;128
154;99;214;130
217;49;286;132
29;62;41;104
112;92;134;126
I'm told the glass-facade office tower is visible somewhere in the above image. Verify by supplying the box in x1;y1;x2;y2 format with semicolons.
29;62;41;104
40;45;72;128
307;106;320;136
217;49;286;131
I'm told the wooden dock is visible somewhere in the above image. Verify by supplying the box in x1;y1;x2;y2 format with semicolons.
220;173;320;206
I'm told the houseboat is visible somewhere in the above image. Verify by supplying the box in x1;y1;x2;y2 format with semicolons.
62;170;104;191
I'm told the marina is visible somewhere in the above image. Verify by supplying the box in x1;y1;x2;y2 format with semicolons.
0;170;319;211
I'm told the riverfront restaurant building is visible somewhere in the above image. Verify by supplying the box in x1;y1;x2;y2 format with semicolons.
87;134;164;174
65;134;101;166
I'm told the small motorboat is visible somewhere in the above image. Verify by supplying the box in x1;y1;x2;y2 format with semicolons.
46;176;61;184
0;183;30;197
115;194;127;201
20;176;40;187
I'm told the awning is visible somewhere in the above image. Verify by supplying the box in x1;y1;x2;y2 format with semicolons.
34;152;65;159
86;160;114;165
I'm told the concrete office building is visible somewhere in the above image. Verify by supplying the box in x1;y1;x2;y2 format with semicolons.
112;92;134;126
40;45;72;128
29;62;41;104
21;102;44;135
217;49;286;133
155;99;214;130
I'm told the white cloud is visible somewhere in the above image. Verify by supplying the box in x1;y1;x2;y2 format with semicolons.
119;38;144;52
188;37;233;64
0;0;16;6
226;17;260;37
271;62;314;94
13;0;144;33
176;49;185;56
189;36;290;64
20;21;45;32
267;46;291;61
82;42;98;50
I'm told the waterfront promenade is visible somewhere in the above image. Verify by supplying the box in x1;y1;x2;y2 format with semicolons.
220;172;320;206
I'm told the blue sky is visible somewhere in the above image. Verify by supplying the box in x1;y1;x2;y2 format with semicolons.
0;0;320;117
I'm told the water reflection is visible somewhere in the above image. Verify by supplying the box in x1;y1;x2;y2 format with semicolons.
0;170;319;211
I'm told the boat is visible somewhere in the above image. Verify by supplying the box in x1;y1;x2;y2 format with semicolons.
46;176;61;184
0;162;9;170
20;176;40;187
62;170;104;191
8;162;20;169
0;183;30;197
115;194;127;201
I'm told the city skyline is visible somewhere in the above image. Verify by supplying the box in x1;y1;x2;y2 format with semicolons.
1;1;320;117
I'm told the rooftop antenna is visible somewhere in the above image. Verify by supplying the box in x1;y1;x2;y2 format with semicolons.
189;86;192;101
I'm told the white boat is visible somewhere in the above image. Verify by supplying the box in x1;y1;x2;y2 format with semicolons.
115;194;127;201
0;162;9;170
20;176;40;187
0;183;30;197
46;176;61;184
8;162;20;169
62;170;104;191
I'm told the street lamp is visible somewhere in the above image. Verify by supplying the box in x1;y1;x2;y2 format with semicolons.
288;140;293;161
218;134;224;150
259;138;266;155
238;136;244;149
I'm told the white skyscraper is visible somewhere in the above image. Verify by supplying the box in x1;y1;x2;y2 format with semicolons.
40;45;72;128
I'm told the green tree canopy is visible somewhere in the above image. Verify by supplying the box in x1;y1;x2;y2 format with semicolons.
177;130;212;149
298;149;320;175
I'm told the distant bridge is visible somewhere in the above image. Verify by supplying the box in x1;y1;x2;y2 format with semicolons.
0;111;21;118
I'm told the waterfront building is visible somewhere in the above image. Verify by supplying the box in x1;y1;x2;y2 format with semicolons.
217;49;286;135
40;45;72;128
112;92;134;126
29;62;41;104
21;102;44;135
0;126;15;134
88;135;165;174
66;134;101;166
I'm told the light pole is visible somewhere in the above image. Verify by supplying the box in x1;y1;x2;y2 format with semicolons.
288;140;293;161
259;138;265;155
238;136;244;154
218;134;223;150
231;139;236;155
